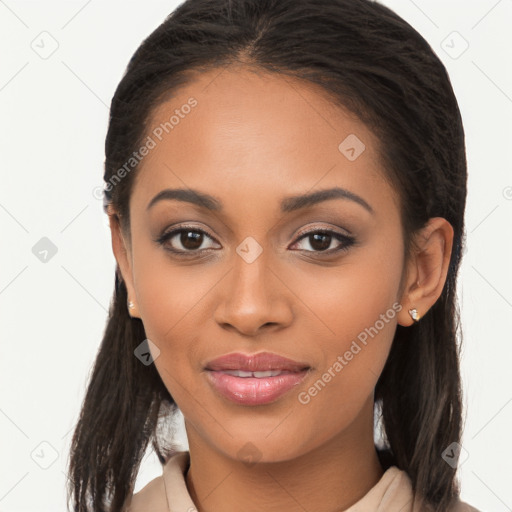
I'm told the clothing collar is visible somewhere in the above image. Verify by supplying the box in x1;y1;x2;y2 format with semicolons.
161;450;424;512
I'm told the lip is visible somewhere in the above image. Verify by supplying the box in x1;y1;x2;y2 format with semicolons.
205;351;310;372
205;370;309;405
204;351;311;406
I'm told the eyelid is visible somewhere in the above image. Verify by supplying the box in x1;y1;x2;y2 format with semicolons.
163;223;217;240
294;223;352;239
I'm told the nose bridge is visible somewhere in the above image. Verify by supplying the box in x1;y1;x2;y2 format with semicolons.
234;240;271;300
214;239;292;335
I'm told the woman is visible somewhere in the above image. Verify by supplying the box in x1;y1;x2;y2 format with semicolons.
67;0;481;510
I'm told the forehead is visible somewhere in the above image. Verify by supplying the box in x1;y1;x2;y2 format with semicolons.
131;66;398;218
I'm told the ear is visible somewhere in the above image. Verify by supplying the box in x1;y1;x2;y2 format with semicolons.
397;217;454;327
107;206;141;318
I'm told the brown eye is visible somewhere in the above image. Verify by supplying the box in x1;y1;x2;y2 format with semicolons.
292;229;355;254
306;232;332;251
156;226;220;255
178;230;203;250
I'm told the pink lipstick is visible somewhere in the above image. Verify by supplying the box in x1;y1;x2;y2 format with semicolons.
204;352;310;405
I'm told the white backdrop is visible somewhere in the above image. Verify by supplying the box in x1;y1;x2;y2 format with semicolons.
0;1;511;511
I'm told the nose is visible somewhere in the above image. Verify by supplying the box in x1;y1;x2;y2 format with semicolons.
213;249;294;337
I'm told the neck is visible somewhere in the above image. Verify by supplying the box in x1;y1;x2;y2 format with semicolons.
184;400;384;512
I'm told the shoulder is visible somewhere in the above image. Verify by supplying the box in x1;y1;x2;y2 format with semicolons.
448;497;481;512
126;474;168;512
386;466;481;512
126;450;190;512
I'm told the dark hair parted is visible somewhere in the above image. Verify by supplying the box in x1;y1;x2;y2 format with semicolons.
67;0;468;510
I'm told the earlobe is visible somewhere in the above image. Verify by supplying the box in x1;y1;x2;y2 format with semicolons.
127;299;140;318
397;217;454;327
107;207;140;318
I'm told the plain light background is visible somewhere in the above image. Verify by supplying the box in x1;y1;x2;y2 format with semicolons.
0;1;511;511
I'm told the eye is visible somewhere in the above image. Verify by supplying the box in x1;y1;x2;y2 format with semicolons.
290;228;356;254
156;225;356;257
156;225;220;255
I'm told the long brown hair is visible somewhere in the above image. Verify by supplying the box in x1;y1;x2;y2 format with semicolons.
67;0;468;510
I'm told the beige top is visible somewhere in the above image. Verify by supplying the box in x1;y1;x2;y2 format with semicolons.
127;451;480;512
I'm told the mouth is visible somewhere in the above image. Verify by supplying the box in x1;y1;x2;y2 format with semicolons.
205;351;310;373
204;352;311;405
215;369;301;378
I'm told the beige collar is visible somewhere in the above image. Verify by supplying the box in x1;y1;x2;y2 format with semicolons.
160;450;425;512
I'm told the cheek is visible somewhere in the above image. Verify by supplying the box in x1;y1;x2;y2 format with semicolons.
131;230;214;342
134;266;207;414
293;232;403;414
294;305;398;450
295;228;403;342
134;264;209;368
129;241;213;395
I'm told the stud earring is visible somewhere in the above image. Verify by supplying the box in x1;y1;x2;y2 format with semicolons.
408;308;420;322
128;300;135;310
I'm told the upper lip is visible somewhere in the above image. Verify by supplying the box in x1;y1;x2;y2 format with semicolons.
205;351;310;372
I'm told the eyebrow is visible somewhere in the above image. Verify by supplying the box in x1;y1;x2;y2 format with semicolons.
146;186;374;215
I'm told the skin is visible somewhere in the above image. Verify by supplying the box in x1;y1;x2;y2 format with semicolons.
109;65;453;512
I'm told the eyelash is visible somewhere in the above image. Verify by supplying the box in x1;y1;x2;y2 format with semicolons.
155;224;356;258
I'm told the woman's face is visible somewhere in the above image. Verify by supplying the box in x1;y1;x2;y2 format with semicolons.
113;67;412;463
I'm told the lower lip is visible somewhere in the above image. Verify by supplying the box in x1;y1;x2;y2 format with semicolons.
205;370;309;405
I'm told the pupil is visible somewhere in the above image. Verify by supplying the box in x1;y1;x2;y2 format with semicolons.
311;233;331;251
181;231;202;250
